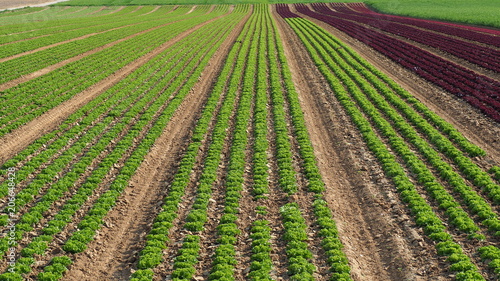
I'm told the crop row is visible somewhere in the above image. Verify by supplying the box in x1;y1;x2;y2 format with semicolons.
45;7;246;279
38;7;245;281
278;6;496;279
0;6;142;35
0;9;215;192
292;3;500;123
0;7;46;18
172;7;255;280
171;19;254;280
293;5;500;206
327;38;485;158
0;5;154;26
0;24;202;195
270;9;352;279
247;7;274;280
205;11;256;276
266;7;320;279
7;21;191;278
320;3;500;73
133;4;352;280
0;15;217;241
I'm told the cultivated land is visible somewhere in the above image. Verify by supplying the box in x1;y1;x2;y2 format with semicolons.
0;2;499;281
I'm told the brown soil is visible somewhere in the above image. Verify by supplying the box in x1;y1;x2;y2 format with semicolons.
273;5;450;280
87;6;104;15
127;6;143;14
62;8;250;281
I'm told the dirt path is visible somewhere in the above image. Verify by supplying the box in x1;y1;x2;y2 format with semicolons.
0;22;148;91
140;5;160;16
0;16;218;166
273;6;449;280
187;5;197;14
127;6;143;15
291;4;500;165
62;9;250;281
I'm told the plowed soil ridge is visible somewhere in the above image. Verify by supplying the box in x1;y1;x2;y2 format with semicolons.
104;6;124;16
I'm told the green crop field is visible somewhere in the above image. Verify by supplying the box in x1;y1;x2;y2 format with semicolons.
0;1;499;280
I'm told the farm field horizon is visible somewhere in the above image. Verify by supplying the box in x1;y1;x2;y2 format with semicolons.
0;2;499;281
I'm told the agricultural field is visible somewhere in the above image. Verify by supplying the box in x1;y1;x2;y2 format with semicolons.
0;2;499;281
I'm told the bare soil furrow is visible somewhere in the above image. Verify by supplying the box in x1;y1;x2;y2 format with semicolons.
0;23;133;64
140;6;160;16
233;123;258;280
